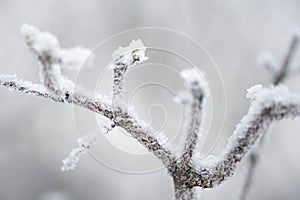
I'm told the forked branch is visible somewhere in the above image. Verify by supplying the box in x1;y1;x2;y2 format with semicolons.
1;25;300;200
240;30;300;200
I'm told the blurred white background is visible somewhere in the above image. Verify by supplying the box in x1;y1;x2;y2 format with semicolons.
1;0;300;200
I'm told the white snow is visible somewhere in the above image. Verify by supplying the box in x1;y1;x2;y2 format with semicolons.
21;24;60;56
246;84;263;102
21;24;93;71
61;130;103;171
224;84;300;160
180;69;209;96
110;39;148;69
59;47;94;70
155;131;169;147
112;39;146;60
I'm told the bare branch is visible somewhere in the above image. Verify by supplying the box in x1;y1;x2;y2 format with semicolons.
273;33;299;84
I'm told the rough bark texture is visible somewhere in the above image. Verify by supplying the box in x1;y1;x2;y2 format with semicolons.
1;25;300;200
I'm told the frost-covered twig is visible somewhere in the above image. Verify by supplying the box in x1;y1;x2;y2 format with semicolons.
180;85;300;189
273;33;299;84
240;31;300;200
21;24;74;102
0;24;175;169
0;74;114;118
111;39;147;109
178;70;207;165
171;69;207;200
61;130;103;171
169;84;300;200
2;24;300;200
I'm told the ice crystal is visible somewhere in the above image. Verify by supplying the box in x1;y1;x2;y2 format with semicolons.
61;130;102;171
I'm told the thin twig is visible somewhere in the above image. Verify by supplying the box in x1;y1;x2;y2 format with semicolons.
240;33;299;200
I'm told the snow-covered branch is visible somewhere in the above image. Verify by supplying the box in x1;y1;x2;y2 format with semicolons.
2;24;300;200
240;30;300;200
187;85;300;188
0;24;175;169
0;74;114;118
61;130;103;171
177;69;207;165
110;39;148;110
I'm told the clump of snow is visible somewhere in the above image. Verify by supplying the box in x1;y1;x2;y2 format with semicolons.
192;151;220;169
21;24;93;71
110;39;148;68
180;69;209;97
21;24;60;56
224;84;300;160
246;84;263;102
254;85;297;106
112;39;146;60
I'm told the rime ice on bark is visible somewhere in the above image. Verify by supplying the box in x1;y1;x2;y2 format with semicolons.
21;24;94;102
246;84;263;102
0;74;55;99
177;69;208;163
112;39;148;62
110;39;148;110
3;24;300;200
21;24;93;101
61;130;104;171
21;24;93;70
190;85;300;188
154;131;169;147
0;74;114;118
171;69;208;200
1;25;175;170
240;30;300;200
21;24;60;56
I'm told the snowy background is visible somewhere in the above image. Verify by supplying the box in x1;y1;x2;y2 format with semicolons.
1;0;300;200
